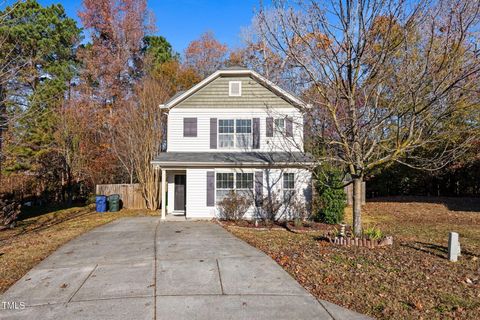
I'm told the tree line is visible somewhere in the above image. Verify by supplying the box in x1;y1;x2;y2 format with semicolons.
0;0;479;235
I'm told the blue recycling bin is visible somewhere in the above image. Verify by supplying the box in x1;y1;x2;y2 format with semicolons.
95;195;107;212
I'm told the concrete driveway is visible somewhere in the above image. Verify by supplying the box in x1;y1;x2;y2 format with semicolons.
1;218;371;319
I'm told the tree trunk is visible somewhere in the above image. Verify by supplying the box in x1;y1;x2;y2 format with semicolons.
353;177;363;237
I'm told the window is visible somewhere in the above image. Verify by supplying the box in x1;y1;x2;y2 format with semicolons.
218;119;252;149
229;81;242;96
236;173;253;197
274;118;285;134
216;172;234;201
216;172;254;202
219;119;234;148
283;173;295;203
235;119;252;148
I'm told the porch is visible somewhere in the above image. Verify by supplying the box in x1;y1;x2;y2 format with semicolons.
161;169;187;220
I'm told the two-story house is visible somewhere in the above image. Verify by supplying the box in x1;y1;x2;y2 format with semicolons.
151;67;313;219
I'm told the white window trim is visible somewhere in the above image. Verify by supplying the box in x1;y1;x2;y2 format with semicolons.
215;170;254;203
217;118;253;149
218;119;235;149
229;81;242;97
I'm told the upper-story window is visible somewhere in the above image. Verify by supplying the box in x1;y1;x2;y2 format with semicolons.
274;118;285;134
236;119;252;148
219;119;235;148
229;81;242;96
218;119;252;149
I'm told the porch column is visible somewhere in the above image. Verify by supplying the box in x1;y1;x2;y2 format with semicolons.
161;168;166;220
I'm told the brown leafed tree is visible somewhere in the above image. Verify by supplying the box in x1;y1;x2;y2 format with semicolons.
77;0;154;183
151;59;201;94
254;0;480;236
116;76;169;210
184;31;228;78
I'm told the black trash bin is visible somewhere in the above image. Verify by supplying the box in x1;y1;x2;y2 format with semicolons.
107;194;120;212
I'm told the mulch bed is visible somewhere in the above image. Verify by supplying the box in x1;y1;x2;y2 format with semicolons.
216;219;285;230
217;219;335;233
224;198;480;320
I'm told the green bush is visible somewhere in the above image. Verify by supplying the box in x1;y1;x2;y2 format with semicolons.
314;168;346;224
363;226;384;240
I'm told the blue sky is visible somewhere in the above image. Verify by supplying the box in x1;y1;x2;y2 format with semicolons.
39;0;262;53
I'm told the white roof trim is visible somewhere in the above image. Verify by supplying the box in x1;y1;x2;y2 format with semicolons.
150;161;314;168
159;69;308;109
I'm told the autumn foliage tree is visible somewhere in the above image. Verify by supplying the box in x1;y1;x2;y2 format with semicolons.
254;0;480;236
76;0;154;185
184;31;228;78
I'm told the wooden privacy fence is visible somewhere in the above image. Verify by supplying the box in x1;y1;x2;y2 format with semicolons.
96;184;146;209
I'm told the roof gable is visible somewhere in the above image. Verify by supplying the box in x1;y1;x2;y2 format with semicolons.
160;69;307;109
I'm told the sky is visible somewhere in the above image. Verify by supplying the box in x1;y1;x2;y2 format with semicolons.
38;0;262;53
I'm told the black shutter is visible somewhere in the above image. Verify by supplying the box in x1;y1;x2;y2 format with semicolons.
252;118;260;149
183;118;197;137
286;117;293;137
255;171;263;207
206;171;215;206
266;117;273;137
210;118;217;149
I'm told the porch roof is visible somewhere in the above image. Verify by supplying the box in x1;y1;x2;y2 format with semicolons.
151;152;315;168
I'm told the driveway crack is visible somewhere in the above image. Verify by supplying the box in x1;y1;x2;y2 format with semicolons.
67;264;97;304
216;259;224;295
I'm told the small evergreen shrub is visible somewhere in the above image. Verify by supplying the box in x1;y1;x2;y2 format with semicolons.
314;168;346;224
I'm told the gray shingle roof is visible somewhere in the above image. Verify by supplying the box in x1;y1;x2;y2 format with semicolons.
152;152;314;168
163;90;186;105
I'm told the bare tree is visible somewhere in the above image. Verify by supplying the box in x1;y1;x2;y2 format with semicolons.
116;76;168;210
254;0;480;236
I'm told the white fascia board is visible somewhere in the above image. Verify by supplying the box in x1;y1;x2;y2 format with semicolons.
248;70;307;108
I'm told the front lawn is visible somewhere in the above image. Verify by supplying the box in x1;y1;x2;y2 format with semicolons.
0;205;157;293
225;197;480;320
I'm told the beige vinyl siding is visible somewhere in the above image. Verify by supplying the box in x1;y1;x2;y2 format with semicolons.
175;76;293;108
167;108;304;152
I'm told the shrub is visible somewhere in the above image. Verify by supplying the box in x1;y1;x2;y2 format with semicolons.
260;191;283;222
288;195;309;224
314;168;346;224
0;193;21;228
217;191;252;221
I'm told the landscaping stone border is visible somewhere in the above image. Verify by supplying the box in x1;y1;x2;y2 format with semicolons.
322;235;394;248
